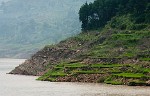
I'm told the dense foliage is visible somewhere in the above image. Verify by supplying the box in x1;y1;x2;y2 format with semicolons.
79;0;150;30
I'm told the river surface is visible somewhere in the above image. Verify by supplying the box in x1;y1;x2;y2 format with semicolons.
0;59;150;96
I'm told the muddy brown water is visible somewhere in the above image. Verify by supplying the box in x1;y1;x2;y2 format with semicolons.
0;59;150;96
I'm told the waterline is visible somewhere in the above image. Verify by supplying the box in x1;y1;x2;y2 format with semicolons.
0;59;150;96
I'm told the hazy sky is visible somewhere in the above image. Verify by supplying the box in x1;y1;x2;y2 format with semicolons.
0;0;11;3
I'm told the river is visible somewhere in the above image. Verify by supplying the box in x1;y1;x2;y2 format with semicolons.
0;58;150;96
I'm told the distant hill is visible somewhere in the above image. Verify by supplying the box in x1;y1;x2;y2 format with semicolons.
0;0;93;58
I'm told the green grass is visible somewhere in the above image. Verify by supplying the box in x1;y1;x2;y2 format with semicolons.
109;71;122;74
140;58;150;61
54;66;64;69
142;68;150;73
89;32;143;58
37;77;56;82
91;64;123;68
73;70;104;74
38;61;150;86
122;51;136;58
55;63;88;68
40;70;67;77
104;80;123;85
111;34;141;41
113;73;146;78
74;32;99;41
64;63;88;68
50;72;67;77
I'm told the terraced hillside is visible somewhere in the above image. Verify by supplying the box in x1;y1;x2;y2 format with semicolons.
10;14;150;86
38;62;150;86
36;16;150;85
10;0;150;86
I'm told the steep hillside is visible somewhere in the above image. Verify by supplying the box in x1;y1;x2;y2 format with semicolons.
10;0;150;86
0;0;93;58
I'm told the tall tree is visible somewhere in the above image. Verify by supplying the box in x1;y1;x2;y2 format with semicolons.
79;2;89;30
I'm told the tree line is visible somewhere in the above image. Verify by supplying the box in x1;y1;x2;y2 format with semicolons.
79;0;150;31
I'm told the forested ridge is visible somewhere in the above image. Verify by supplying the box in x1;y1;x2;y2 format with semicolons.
79;0;150;30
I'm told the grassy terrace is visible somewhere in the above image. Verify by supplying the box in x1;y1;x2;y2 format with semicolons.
65;63;88;68
113;73;146;78
140;58;150;61
38;62;150;86
73;70;104;74
104;80;123;85
142;68;150;73
54;63;88;69
85;29;150;59
91;64;123;68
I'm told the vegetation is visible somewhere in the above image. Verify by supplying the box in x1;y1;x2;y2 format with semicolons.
38;61;150;86
79;0;150;30
36;0;150;86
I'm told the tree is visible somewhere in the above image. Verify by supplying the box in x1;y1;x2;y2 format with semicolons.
79;2;89;31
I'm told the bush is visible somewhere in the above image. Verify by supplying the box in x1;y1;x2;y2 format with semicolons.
97;77;106;83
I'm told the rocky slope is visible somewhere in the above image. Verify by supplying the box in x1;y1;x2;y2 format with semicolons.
10;31;99;75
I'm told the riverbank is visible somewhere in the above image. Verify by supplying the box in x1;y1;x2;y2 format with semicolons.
2;59;150;96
